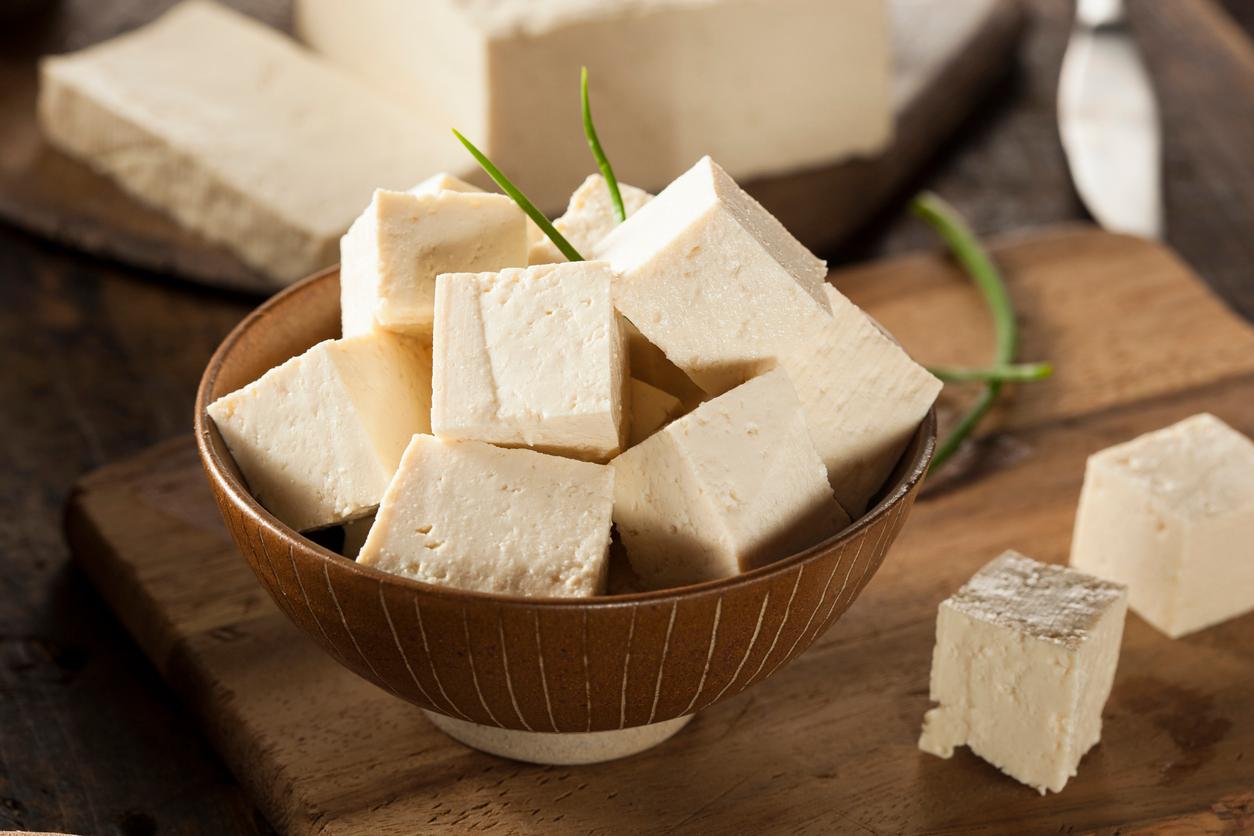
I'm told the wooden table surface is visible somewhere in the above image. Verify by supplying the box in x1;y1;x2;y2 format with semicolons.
2;1;1253;834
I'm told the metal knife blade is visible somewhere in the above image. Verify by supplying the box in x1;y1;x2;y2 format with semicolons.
1058;0;1163;238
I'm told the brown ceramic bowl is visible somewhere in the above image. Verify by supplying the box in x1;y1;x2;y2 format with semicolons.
195;267;935;746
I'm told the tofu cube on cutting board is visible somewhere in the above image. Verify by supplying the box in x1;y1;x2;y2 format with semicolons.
358;436;614;598
919;551;1128;795
206;332;433;532
611;368;849;590
295;0;893;213
37;1;466;285
1071;413;1254;638
431;261;627;462
340;185;529;337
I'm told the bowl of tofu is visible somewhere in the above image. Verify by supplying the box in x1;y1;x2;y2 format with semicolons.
195;157;939;764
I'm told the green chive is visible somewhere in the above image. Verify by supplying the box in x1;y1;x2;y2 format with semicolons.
911;192;1050;473
581;67;627;223
928;363;1054;384
452;129;584;262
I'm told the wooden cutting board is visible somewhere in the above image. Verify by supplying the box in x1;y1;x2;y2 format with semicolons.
0;0;1024;293
65;227;1254;834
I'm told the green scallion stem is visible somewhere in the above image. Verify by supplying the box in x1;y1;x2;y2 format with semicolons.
581;67;626;223
928;362;1053;384
911;192;1031;473
452;129;584;262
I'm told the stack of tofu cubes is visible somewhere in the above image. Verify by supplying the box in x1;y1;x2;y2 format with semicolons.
209;158;941;598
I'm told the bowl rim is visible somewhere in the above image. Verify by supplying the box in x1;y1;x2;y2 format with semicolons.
195;265;937;610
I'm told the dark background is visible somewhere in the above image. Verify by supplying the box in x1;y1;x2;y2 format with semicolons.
3;1;1253;833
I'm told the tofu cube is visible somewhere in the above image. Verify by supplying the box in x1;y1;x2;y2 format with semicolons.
296;0;892;213
919;551;1127;795
781;284;942;515
340;188;528;337
1071;413;1254;638
528;174;655;265
595;156;833;394
358;436;614;598
38;1;467;286
431;261;627;462
611;368;849;589
628;378;684;446
207;332;433;532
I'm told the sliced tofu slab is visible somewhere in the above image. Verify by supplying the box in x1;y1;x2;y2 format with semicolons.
340;188;528;337
38;1;467;285
358;435;614;598
611;368;848;590
432;261;627;462
207;332;433;532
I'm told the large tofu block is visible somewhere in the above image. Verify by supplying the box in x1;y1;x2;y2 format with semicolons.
1071;413;1254;638
296;0;892;213
596;156;833;394
340;188;528;337
38;1;464;286
529;175;655;265
783;285;942;515
207;332;433;532
919;551;1127;795
611;368;849;590
358;436;614;598
432;261;626;462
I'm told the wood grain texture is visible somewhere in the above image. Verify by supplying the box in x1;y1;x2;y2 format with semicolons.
65;229;1254;834
0;0;1024;292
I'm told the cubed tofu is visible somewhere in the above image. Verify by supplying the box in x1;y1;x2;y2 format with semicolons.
628;378;683;446
340;188;528;337
38;1;466;286
358;435;614;598
528;174;654;265
595;156;833;394
296;0;893;212
206;332;433;532
432;261;626;461
611;368;849;589
526;175;702;405
919;551;1127;795
781;285;942;515
1071;413;1254;638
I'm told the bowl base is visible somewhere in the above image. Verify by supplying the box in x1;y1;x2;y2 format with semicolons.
423;711;694;765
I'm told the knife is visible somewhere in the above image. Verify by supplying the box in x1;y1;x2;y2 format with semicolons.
1058;0;1163;238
